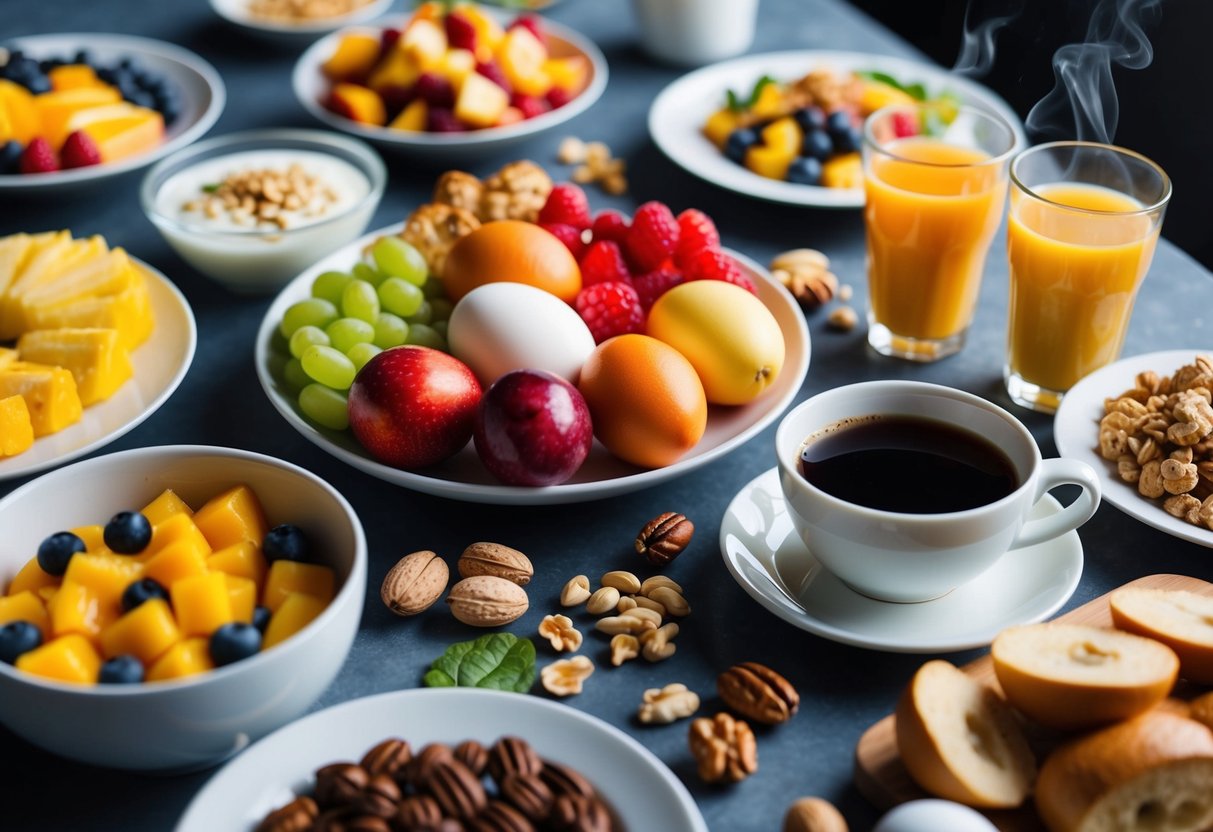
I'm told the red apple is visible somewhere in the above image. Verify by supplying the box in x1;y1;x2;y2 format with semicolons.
348;346;482;469
473;369;593;486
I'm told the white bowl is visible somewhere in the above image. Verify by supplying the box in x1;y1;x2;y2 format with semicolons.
0;33;225;194
291;16;608;160
210;0;393;39
0;445;367;772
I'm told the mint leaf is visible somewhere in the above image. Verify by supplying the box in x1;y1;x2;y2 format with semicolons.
726;88;743;112
201;183;220;193
423;633;536;693
903;82;927;101
856;71;929;101
725;75;777;112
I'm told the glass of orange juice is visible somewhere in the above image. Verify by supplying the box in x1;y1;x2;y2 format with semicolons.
862;104;1017;361
1005;142;1171;413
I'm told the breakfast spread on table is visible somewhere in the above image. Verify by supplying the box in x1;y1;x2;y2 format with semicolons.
1;1;1209;830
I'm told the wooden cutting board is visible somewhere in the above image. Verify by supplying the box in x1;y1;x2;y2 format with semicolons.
853;573;1213;832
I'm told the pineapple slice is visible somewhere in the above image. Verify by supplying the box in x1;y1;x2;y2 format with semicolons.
20;248;135;309
0;363;82;437
17;328;132;406
0;234;106;339
25;269;152;350
0;233;34;297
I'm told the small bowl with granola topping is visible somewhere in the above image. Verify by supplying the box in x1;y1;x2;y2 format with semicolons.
141;129;385;294
210;0;394;40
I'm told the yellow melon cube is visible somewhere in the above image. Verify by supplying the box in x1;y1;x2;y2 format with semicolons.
141;540;209;588
0;590;51;638
224;574;257;624
263;561;335;613
146;637;213;682
263;592;327;650
0;364;83;437
61;552;143;609
207;541;267;588
388;99;427;132
7;555;60;596
99;598;180;663
16;634;101;684
0;394;33;457
49;582;116;643
69;524;106;553
144;512;213;562
171;572;233;637
192;484;269;552
141;489;194;527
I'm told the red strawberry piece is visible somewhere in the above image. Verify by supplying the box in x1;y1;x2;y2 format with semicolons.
537;183;591;229
426;107;466;133
415;72;455;109
508;14;544;41
686;248;757;295
578;240;631;287
674;208;720;269
545;87;574;110
633;261;685;311
891;111;919;138
379;27;401;58
444;11;477;52
475;61;512;93
590;210;630;245
624;201;680;273
19;137;58;174
59;130;101;169
540;222;587;261
509;92;548;120
574;281;645;344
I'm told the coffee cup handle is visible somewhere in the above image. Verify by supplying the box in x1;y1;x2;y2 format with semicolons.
1009;458;1102;550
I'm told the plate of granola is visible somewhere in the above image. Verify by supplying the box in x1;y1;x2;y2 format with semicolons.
1055;350;1213;548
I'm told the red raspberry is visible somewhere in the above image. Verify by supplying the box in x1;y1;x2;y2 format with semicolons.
510;93;548;120
537;183;591;229
540;222;587;260
590;210;630;245
574;281;645;344
623;201;680;273
674;208;720;269
508;14;544;41
475;61;512;93
891;111;919;138
686;248;757;295
379;28;401;58
426;108;465;133
444;11;477;52
578;240;631;286
60;131;102;169
415;72;455;108
19;137;58;174
632;261;685;311
545;87;574;109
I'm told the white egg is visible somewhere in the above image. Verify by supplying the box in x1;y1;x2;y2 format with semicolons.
873;800;999;832
447;282;596;386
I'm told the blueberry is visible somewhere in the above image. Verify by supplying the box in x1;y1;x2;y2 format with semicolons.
724;127;760;165
121;578;170;612
0;140;23;174
825;109;853;135
251;605;272;634
786;156;824;186
21;73;51;95
39;58;64;73
125;89;155;109
96;66;118;85
98;655;144;684
793;106;827;133
37;531;86;576
158;96;180;127
144;76;167;97
103;511;152;555
833;125;862;154
801;129;833;161
73;49;93;66
263;524;308;562
0;621;42;664
210;622;262;667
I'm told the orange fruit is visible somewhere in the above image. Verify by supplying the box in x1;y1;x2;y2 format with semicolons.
578;334;707;468
442;220;581;303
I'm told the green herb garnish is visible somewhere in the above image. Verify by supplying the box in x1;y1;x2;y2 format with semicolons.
726;74;777;113
856;70;928;102
201;183;220;193
423;632;536;693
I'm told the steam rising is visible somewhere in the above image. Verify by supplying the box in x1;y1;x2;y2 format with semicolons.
953;0;1023;78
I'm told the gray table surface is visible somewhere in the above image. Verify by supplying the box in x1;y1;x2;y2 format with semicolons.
3;0;1212;830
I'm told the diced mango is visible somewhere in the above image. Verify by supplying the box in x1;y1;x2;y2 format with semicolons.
16;634;101;684
262;560;335;613
141;489;194;527
703;108;743;149
70;524;106;553
0;590;51;638
858;80;916;115
499;27;550;97
49;581;116;643
141;539;209;588
388;98;427;132
75;107;164;164
207;541;267;588
322;32;381;81
749;81;787;119
328;83;386;127
821;153;863;189
192;484;269;552
49;64;103;91
33;87;123;148
0;364;83;437
144;512;213;562
99;598;180;663
146;637;213;682
454;72;509;129
171;572;233;637
0;394;33;457
459;5;505;60
760;116;803;156
439;48;477;86
543;56;589;93
17;327;133;407
263;592;327;650
61;552;143;609
495;106;524;127
367;48;422;96
224;574;257;624
7;555;60;596
744;144;797;181
0;81;38;145
37;586;58;606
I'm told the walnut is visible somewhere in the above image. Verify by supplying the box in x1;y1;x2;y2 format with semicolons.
1198;496;1213;530
1164;494;1201;520
537;614;582;652
1161;458;1200;495
480;160;552;223
432;170;484;217
1098;411;1134;460
1139;458;1165;499
791;67;849;111
688;713;758;784
637;683;700;725
540;656;593;697
1168;389;1213;446
769;249;838;309
400;203;480;279
1116;454;1141;483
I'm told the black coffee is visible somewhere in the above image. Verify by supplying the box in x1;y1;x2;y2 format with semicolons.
798;415;1018;513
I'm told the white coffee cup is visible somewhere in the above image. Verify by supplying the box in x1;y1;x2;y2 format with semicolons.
630;0;759;66
775;381;1101;603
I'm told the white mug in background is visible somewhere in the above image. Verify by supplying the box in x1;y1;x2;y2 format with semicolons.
629;0;759;66
775;381;1101;603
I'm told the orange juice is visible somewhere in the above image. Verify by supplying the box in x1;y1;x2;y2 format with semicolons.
864;138;1008;341
1007;183;1159;393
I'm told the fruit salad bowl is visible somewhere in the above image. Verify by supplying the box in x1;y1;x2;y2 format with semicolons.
0;445;367;772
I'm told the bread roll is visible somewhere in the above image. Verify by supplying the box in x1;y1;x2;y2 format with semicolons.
1110;588;1213;685
1035;711;1213;832
895;660;1036;809
991;623;1178;731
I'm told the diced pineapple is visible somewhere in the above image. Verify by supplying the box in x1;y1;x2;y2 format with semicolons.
368;48;423;96
16;327;132;406
499;28;551;97
0;347;15;370
543;57;589;93
402;18;447;69
20;248;136;308
439;48;477;86
322;32;381;81
858;80;916;115
454;72;510;129
0;232;34;297
0;363;83;437
0;394;33;456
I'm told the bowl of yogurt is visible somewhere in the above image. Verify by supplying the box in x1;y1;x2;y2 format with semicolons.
141;129;385;294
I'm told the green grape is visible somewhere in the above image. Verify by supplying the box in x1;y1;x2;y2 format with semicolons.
289;325;330;359
299;383;349;431
341;279;380;323
371;237;428;286
280;298;338;338
325;317;375;353
283;357;311;391
301;344;357;390
346;342;382;372
405;300;433;325
405;323;447;351
431;320;448;339
373;312;409;349
352;262;386;287
421;276;446;299
311;270;353;305
378;277;424;317
428;297;454;322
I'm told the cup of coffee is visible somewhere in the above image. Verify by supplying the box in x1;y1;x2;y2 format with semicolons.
775;381;1101;603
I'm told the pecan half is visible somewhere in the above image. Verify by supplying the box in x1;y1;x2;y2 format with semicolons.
634;512;694;566
255;796;318;832
424;758;487;820
717;662;800;725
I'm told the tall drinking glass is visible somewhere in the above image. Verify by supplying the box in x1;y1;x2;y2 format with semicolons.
862;104;1016;361
1005;142;1171;413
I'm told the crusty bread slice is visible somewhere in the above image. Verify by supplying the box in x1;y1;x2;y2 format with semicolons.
1110;588;1213;685
1035;711;1213;832
992;624;1178;731
895;659;1036;808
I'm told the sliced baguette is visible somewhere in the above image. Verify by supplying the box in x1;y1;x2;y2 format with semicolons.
1110;587;1213;685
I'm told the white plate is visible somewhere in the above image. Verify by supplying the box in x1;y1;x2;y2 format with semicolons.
291;16;608;160
719;468;1083;653
0;34;225;194
255;223;810;505
648;50;1028;209
0;258;197;482
1055;348;1213;548
175;687;707;832
210;0;393;38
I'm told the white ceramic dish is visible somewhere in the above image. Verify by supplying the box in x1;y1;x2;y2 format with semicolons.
255;223;811;504
176;687;707;832
210;0;392;38
0;33;225;194
0;445;367;771
720;468;1083;652
291;16;608;160
648;50;1027;209
1055;348;1213;548
0;258;196;482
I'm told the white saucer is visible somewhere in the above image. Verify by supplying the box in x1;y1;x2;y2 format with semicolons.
719;468;1084;653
